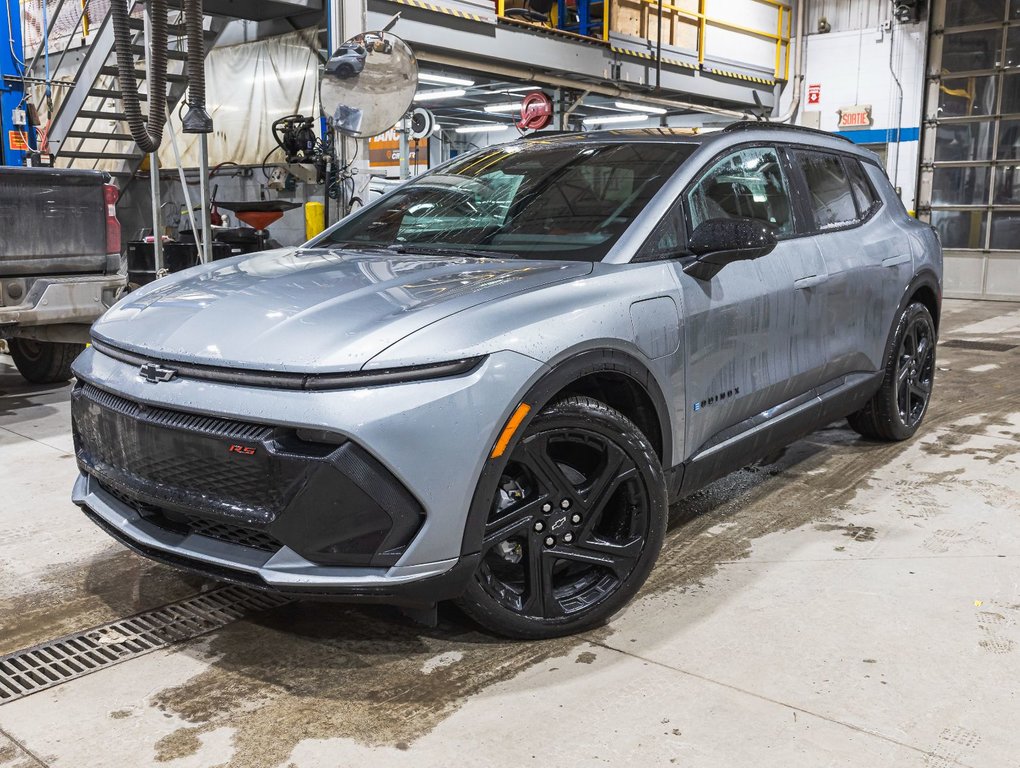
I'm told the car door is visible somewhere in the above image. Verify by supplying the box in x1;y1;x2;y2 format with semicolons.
788;150;899;380
658;145;829;460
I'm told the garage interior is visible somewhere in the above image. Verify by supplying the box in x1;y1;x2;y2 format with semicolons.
1;0;1019;765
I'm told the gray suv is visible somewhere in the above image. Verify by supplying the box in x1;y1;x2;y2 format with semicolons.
71;124;942;638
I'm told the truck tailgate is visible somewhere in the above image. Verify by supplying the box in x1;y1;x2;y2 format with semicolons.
0;167;110;276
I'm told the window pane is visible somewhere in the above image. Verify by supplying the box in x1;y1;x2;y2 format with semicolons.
1006;26;1020;68
990;211;1020;248
1012;0;1020;20
686;147;794;235
998;119;1020;158
845;159;878;215
795;152;859;229
932;166;992;205
945;0;1004;26
994;164;1020;203
942;29;1003;72
1003;73;1020;113
938;76;999;117
935;122;996;160
931;210;988;249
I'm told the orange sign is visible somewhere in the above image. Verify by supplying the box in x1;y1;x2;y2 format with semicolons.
369;128;428;171
837;105;873;129
8;131;29;151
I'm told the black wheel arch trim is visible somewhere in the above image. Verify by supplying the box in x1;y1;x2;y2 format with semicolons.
459;346;673;559
888;269;942;360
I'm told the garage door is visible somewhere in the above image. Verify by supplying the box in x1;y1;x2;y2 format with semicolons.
919;0;1020;299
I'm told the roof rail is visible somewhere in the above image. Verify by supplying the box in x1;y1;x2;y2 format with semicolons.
721;120;854;144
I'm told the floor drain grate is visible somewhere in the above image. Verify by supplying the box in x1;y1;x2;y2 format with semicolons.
941;339;1018;353
0;586;289;705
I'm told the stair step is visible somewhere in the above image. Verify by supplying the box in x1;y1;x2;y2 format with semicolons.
66;130;135;141
129;44;190;61
127;17;189;36
100;65;189;83
78;109;128;121
61;151;140;160
90;88;147;101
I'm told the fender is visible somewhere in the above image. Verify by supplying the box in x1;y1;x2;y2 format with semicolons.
458;348;674;558
883;268;942;365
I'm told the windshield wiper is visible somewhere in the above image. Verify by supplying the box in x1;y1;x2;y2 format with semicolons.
387;244;511;260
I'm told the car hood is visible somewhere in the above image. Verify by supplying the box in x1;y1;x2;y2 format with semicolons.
93;247;593;372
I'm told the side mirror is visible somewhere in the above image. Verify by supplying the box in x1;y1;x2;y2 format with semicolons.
683;218;778;280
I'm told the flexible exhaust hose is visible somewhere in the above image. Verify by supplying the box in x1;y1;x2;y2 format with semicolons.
181;0;213;134
110;0;169;153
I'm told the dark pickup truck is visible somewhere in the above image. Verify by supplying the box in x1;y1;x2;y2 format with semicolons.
0;167;125;383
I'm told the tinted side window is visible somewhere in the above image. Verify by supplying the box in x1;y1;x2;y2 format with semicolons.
845;158;880;217
686;147;794;236
794;151;859;229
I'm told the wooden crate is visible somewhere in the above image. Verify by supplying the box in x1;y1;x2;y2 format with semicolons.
610;0;698;51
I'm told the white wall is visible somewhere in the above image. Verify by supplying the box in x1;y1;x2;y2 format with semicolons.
780;0;927;211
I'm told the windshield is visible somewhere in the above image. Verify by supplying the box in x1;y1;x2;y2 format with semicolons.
318;141;696;261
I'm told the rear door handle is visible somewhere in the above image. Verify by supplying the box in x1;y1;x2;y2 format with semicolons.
882;254;911;268
794;275;826;290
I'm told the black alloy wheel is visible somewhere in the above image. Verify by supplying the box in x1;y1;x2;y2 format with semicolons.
895;313;935;429
847;301;937;442
459;396;667;639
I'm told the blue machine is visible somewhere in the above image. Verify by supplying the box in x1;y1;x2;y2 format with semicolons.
1;0;29;166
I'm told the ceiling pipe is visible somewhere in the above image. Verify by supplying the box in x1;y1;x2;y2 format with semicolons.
417;51;752;120
767;0;806;123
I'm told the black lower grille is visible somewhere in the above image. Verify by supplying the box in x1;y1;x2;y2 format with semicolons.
98;481;282;553
74;381;426;567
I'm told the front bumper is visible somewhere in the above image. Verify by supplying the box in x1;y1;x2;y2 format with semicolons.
73;473;479;602
0;274;124;329
70;345;545;599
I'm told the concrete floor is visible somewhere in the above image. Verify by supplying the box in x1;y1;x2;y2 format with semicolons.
0;298;1017;768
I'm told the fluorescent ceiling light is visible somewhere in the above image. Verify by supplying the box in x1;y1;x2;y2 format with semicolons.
484;102;524;113
455;124;511;134
614;101;667;114
419;73;475;87
414;88;467;101
582;114;650;126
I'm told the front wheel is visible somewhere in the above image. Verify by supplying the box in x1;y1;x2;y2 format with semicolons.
848;301;936;441
458;396;667;639
9;339;84;385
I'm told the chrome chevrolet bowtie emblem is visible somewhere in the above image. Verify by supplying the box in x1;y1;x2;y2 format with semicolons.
139;362;177;383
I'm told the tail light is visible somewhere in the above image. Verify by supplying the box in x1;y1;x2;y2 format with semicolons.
103;184;121;255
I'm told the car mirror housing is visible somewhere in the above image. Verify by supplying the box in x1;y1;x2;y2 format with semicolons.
683;218;778;280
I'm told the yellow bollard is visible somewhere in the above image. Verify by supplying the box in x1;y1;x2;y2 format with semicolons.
305;202;325;241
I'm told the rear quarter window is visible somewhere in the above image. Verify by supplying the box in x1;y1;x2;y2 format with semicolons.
793;151;859;230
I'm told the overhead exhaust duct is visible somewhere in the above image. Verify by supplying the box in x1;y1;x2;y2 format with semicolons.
109;0;212;154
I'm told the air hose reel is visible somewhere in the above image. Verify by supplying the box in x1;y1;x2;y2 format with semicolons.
109;0;212;154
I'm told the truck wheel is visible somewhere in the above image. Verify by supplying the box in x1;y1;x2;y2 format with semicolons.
9;339;85;385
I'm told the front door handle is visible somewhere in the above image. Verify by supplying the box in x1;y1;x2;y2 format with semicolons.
882;254;912;268
794;274;826;290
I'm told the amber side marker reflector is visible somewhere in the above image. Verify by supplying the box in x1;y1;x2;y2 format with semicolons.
490;403;531;459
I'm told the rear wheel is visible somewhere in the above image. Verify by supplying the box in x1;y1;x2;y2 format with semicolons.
9;339;84;384
847;302;936;441
458;396;667;639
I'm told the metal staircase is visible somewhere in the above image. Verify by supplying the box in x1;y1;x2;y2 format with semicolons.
42;8;224;184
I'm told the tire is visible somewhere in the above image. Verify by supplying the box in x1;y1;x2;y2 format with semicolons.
458;395;667;639
9;339;84;385
847;301;936;442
